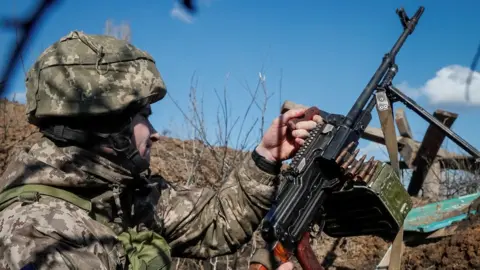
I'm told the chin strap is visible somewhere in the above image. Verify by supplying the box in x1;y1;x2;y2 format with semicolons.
40;112;153;176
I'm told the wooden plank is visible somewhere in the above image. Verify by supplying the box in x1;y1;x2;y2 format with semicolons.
376;243;406;270
362;126;404;147
407;109;459;196
395;108;413;139
389;138;476;171
363;127;468;161
421;161;442;199
399;137;418;169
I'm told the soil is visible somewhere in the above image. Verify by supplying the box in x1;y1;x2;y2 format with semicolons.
402;215;480;270
1;99;480;270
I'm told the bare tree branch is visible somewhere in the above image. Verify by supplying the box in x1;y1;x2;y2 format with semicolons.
0;0;59;96
465;40;480;102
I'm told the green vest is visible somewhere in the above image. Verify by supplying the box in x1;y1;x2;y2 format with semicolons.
0;184;172;270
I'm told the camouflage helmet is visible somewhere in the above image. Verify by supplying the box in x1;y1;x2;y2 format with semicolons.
25;30;167;124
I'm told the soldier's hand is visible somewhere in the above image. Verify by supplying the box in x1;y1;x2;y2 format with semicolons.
256;108;322;162
276;262;295;270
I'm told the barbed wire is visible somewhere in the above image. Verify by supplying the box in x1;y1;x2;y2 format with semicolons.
0;0;59;98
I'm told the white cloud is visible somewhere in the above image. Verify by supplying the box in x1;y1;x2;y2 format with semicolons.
395;81;421;99
170;3;194;24
7;91;26;104
396;65;480;106
422;65;480;105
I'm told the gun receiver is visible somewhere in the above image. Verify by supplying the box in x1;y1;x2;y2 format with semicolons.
255;7;425;270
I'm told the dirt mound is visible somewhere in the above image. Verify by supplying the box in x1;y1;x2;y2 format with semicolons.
0;99;42;172
311;235;388;269
402;216;480;270
0;99;479;269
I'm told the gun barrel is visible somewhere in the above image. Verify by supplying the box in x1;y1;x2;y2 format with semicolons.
343;6;424;128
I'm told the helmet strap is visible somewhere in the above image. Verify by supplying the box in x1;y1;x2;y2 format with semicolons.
41;112;152;176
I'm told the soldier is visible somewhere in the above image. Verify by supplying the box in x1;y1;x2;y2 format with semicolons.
0;31;320;270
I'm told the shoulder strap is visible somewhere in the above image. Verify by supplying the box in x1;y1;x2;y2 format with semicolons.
0;184;92;212
375;90;404;270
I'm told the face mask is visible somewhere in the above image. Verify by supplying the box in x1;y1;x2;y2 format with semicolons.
113;106;157;175
41;105;157;176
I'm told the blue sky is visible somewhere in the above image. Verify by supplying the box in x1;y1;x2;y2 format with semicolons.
1;0;480;161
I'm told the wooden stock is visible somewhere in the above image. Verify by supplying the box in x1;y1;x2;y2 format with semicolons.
248;264;269;270
249;241;291;270
249;233;323;270
296;233;324;270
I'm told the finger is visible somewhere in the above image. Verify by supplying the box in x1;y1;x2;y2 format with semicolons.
312;115;324;124
292;129;310;139
295;137;305;146
295;120;318;131
276;262;295;270
276;108;307;126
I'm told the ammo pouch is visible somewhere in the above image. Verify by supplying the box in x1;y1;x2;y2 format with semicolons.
0;184;172;270
321;162;413;240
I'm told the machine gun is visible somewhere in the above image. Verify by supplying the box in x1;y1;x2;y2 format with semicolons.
250;6;480;270
250;7;426;270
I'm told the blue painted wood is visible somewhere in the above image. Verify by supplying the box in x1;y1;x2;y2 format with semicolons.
404;192;480;233
377;192;480;269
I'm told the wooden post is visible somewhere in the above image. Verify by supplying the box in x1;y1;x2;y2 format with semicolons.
398;137;419;169
421;161;442;198
407;109;459;197
395;108;413;139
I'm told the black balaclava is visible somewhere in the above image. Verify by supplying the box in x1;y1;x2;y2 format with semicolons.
109;105;157;175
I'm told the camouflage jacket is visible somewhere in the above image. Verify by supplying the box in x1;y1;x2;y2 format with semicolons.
0;137;278;269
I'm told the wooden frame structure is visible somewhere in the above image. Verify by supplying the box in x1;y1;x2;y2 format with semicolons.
362;108;477;198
